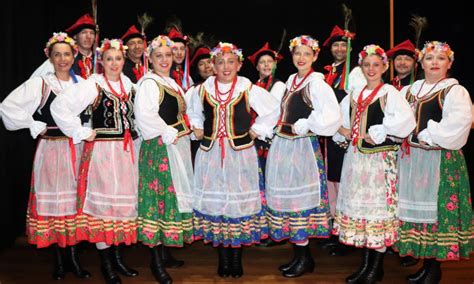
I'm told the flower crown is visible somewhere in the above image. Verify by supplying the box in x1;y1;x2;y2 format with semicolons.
44;32;78;58
358;44;388;65
210;42;244;61
289;35;320;53
96;39;128;59
147;35;174;56
418;41;454;62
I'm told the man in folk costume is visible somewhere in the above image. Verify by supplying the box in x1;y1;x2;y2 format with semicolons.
168;28;193;91
30;14;96;79
121;25;146;83
386;40;419;91
320;25;359;255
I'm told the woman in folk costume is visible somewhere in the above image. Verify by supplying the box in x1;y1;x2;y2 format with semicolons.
0;32;90;280
265;35;341;278
332;44;415;283
134;35;194;284
188;42;279;278
395;41;473;284
51;39;139;284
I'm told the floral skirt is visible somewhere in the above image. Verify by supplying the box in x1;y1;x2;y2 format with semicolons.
394;150;473;260
137;137;194;247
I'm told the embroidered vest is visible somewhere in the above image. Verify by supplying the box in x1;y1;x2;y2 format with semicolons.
276;85;314;139
350;95;399;154
90;86;138;140
199;85;253;151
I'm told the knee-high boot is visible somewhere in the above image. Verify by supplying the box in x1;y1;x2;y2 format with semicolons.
150;246;173;284
217;246;231;278
359;250;384;284
278;244;300;272
230;247;243;278
282;244;315;278
160;246;184;268
98;248;121;284
407;258;430;283
419;259;442;284
346;248;371;283
110;245;138;277
52;245;66;280
65;245;91;278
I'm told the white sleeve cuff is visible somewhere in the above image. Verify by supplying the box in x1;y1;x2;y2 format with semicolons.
368;124;387;145
293;118;310;136
251;123;273;140
162;126;178;145
30;121;47;139
332;132;347;143
417;128;433;146
72;127;93;144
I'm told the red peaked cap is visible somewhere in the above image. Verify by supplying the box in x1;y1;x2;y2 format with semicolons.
190;46;211;67
247;42;284;67
323;25;355;47
65;14;96;36
168;27;188;43
386;40;417;59
121;25;144;43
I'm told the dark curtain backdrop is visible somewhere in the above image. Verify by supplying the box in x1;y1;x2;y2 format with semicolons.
1;0;473;249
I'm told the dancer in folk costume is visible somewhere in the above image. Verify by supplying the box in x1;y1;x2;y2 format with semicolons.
319;25;359;255
51;39;139;284
332;45;415;283
189;42;279;278
121;25;146;83
265;35;341;278
0;32;90;280
386;40;419;91
395;41;473;283
135;35;195;284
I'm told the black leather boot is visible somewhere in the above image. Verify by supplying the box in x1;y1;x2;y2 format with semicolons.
111;245;138;277
217;246;231;278
419;259;442;284
230;247;243;278
150;246;173;284
278;244;300;272
282;244;315;278
319;235;339;250
401;255;419;267
407;258;430;283
52;245;66;280
359;250;384;284
98;248;121;284
160;246;184;268
346;248;371;283
65;245;91;278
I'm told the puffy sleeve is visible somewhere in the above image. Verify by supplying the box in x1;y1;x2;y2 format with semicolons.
346;66;366;94
50;79;98;144
332;94;351;143
134;79;178;144
425;85;472;149
296;80;342;136
249;85;280;140
0;77;46;138
30;59;54;79
187;85;205;130
269;81;286;102
368;85;416;144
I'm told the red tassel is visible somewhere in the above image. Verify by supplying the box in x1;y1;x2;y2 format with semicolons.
68;138;77;179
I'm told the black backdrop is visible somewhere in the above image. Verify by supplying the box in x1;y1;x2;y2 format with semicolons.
1;0;473;249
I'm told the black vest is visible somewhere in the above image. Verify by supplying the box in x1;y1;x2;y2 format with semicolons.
146;79;191;138
33;89;66;138
276;84;314;139
406;85;455;150
199;85;253;151
90;86;138;140
350;95;398;154
123;58;143;84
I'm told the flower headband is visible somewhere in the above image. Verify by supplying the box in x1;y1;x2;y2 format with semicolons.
418;41;454;62
147;35;174;56
210;42;244;61
289;35;320;53
44;32;78;58
96;39;128;59
358;44;388;65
